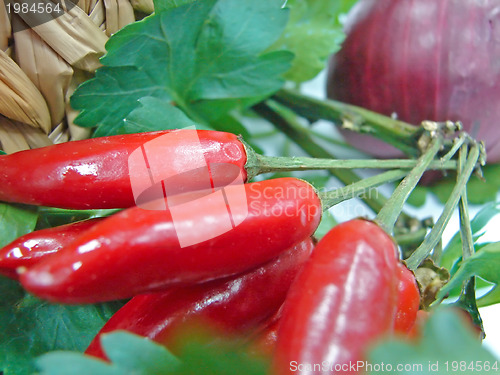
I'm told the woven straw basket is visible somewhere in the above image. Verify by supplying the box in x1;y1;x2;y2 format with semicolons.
0;0;153;154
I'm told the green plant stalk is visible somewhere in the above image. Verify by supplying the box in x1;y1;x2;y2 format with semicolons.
431;239;443;265
272;89;420;157
244;152;456;179
374;136;443;235
318;169;408;210
405;143;481;271
394;227;428;247
455;145;483;336
458;146;474;260
455;278;485;339
252;100;390;214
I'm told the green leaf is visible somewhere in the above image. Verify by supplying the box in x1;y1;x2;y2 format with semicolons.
36;353;122;375
205;113;251;140
154;0;196;13
406;184;428;207
71;66;170;137
100;331;180;373
0;150;6;155
0;203;38;247
368;307;499;375
268;0;357;83
35;331;268;375
178;340;268;375
35;207;118;230
122;97;203;134
440;201;500;270
71;0;292;136
313;209;337;240
436;242;500;307
0;276;124;375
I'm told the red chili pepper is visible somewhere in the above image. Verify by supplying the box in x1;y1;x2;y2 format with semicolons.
407;310;429;340
394;262;420;334
273;219;399;375
0;130;247;209
248;314;281;358
85;238;314;360
0;218;102;280
20;177;322;303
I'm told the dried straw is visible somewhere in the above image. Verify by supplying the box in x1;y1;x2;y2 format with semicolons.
13;17;73;127
0;0;11;52
0;49;52;132
0;0;154;154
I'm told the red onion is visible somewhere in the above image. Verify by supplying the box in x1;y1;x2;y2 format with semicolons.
327;0;500;161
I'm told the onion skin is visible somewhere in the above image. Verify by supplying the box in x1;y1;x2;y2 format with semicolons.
327;0;500;161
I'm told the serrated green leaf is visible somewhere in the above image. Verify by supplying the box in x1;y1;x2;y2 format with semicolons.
122;97;202;134
269;0;357;83
0;276;124;375
440;201;500;270
435;244;494;302
154;0;196;13
36;352;122;375
71;0;292;136
437;242;500;306
34;331;268;375
70;66;170;137
100;331;180;373
0;203;38;248
368;307;499;375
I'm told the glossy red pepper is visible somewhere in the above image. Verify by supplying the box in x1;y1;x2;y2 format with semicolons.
0;130;247;209
85;238;314;359
248;314;281;358
20;177;322;303
394;262;420;334
273;219;399;375
0;218;102;280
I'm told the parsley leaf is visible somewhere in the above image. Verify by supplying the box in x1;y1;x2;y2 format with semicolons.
71;0;292;137
0;203;38;248
269;0;357;83
368;307;499;375
36;331;268;375
437;242;500;307
0;276;124;375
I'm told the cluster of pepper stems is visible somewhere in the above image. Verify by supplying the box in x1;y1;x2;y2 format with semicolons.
0;100;485;373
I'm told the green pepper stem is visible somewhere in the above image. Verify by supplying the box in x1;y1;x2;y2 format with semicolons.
244;152;456;179
318;169;409;210
457;145;474;261
405;143;481;270
272;89;420;157
252;100;391;214
374;135;443;235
